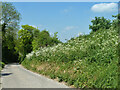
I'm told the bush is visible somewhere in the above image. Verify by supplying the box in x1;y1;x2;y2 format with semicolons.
22;25;118;88
0;61;5;68
89;17;111;32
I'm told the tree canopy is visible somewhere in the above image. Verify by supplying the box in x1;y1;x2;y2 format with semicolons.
1;2;21;63
1;2;21;35
32;30;62;51
89;17;111;32
15;25;36;62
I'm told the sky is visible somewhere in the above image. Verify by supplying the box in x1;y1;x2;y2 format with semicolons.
1;0;120;2
11;2;118;42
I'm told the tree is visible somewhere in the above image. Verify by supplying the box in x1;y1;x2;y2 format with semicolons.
89;17;111;32
15;25;36;62
51;32;62;45
32;30;51;51
1;2;21;36
1;2;21;63
32;30;62;51
33;29;40;38
112;14;120;28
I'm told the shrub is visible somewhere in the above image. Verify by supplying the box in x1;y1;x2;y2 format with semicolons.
22;25;118;88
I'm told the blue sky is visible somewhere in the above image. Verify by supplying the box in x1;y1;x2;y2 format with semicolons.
12;2;118;42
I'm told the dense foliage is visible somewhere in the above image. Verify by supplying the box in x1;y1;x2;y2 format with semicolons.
15;25;62;62
1;2;21;63
1;2;119;88
15;25;36;62
112;14;120;28
32;31;62;51
1;3;61;63
89;17;111;32
22;16;119;88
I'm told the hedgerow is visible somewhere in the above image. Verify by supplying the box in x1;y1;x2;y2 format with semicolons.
22;26;118;88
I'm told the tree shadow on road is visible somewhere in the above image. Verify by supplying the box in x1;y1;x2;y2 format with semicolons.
0;73;12;76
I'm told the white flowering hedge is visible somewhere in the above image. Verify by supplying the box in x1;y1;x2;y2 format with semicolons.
22;27;118;88
26;27;118;64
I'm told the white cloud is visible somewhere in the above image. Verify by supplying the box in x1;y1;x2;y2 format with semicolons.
64;26;78;31
91;3;118;13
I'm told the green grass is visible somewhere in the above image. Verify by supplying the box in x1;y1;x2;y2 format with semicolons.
22;26;118;88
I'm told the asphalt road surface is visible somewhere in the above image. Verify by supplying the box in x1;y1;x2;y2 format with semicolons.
1;63;69;88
